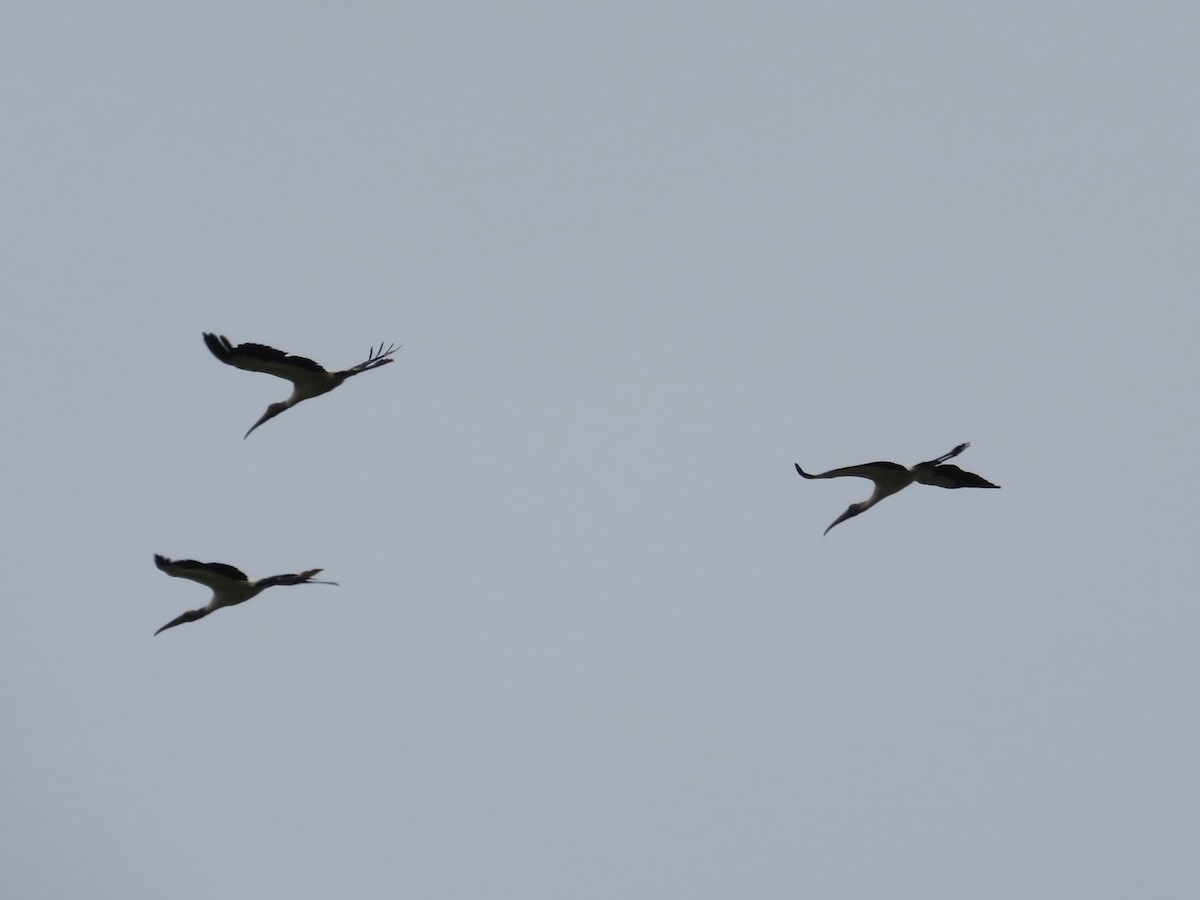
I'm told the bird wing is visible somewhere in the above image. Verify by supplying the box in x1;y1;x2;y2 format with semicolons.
796;461;908;481
155;554;249;587
203;333;328;381
914;464;1000;489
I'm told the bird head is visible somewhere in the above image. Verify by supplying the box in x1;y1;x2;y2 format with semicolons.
824;503;864;536
244;402;288;439
154;607;209;636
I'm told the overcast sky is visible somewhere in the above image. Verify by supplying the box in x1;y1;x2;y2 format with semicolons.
4;2;1199;898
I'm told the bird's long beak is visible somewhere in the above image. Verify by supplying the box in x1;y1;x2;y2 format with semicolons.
154;608;208;636
824;505;860;536
244;404;284;439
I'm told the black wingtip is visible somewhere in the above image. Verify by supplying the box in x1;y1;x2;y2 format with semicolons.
202;332;233;362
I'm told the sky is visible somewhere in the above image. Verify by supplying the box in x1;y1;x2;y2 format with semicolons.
3;2;1199;897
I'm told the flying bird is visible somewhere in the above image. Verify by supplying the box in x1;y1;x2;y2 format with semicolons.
203;333;400;437
152;554;337;636
794;442;999;535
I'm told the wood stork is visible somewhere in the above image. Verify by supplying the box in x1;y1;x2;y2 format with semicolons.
203;333;400;437
153;554;337;635
794;442;1000;535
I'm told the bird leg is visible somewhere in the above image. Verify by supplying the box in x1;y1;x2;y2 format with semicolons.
367;342;401;363
927;442;969;466
258;569;340;587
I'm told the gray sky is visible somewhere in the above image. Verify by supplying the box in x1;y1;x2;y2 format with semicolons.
4;2;1199;897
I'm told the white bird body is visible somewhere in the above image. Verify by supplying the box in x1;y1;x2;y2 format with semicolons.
153;554;337;635
794;442;999;535
203;333;399;437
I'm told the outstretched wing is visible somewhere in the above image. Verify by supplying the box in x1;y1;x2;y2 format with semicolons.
795;461;908;481
203;333;328;381
914;464;1000;489
155;554;248;587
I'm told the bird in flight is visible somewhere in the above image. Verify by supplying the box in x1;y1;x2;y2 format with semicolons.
152;554;337;635
203;333;400;437
794;442;999;535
